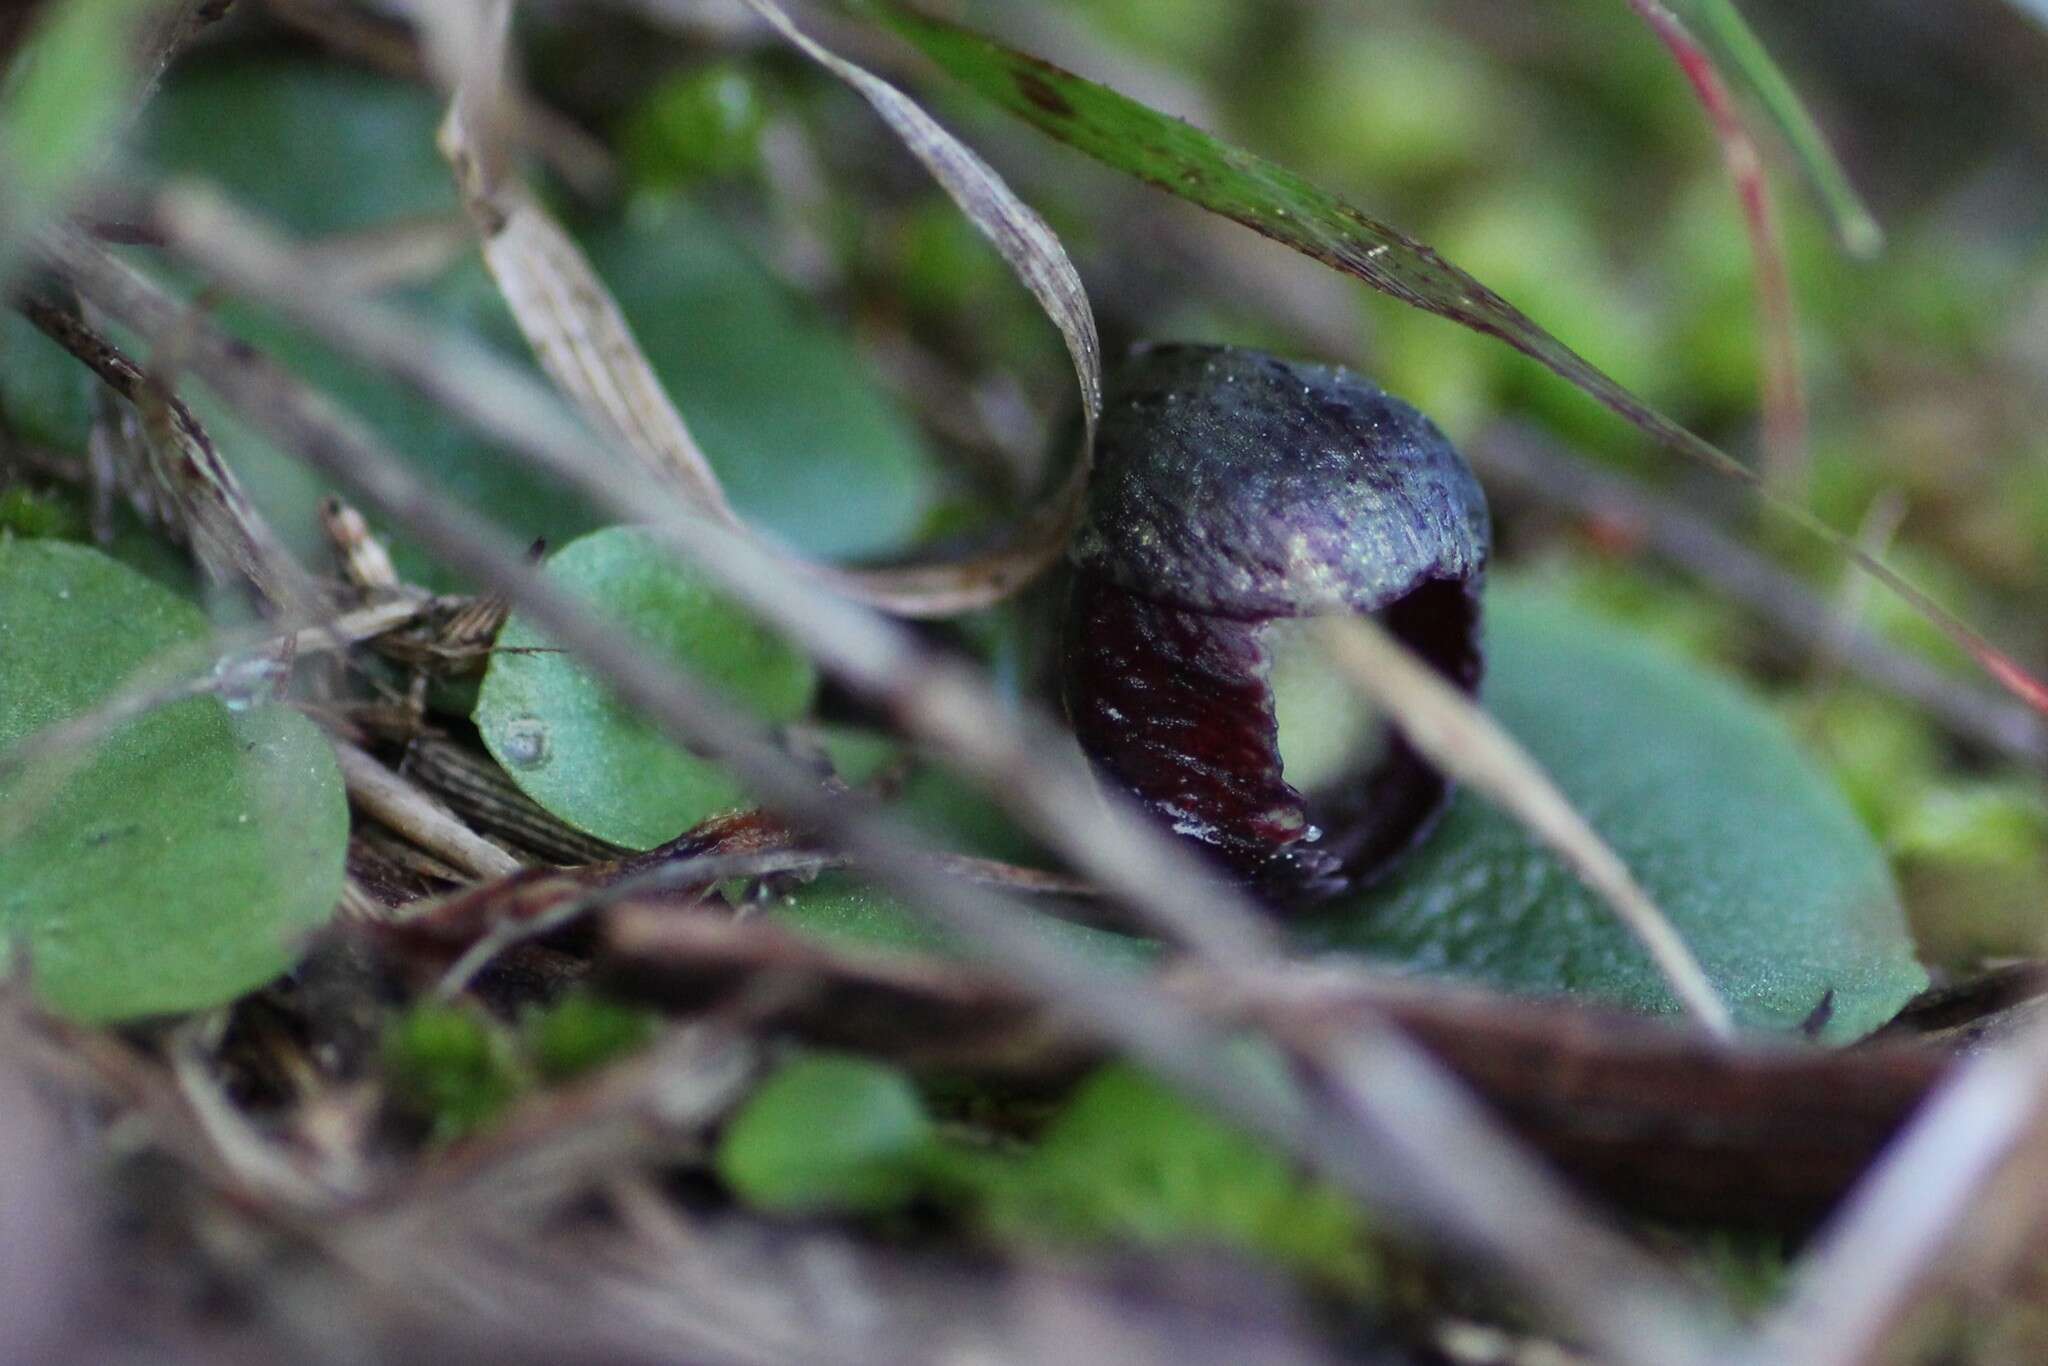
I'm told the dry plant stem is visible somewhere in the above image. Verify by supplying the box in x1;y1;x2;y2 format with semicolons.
403;735;628;865
1475;426;2048;765
140;190;1275;967
333;738;525;881
294;213;477;295
46;226;1730;1366
423;842;1097;996
16;293;316;615
600;912;1946;1224
1735;1018;2048;1366
1628;0;1806;487
427;849;822;998
1314;616;1735;1038
428;1;733;519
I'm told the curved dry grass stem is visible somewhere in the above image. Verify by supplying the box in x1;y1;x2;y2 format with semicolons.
1313;616;1736;1040
43;220;1731;1366
734;0;1104;612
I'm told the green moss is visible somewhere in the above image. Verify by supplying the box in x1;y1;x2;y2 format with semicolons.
0;486;83;540
523;992;659;1082
382;1004;525;1143
620;63;767;188
717;1053;934;1214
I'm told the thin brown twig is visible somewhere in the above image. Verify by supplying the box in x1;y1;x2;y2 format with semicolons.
43;219;1733;1366
418;834;1100;996
595;908;1947;1224
15;290;316;614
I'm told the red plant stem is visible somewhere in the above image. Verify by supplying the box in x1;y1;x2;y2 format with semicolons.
1629;0;1808;488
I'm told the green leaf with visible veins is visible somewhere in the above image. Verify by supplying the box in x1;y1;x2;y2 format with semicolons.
0;540;346;1021
474;526;818;850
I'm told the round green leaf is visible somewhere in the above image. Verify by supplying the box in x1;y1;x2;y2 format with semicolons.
717;1053;933;1214
1295;584;1927;1040
0;540;347;1021
473;526;818;850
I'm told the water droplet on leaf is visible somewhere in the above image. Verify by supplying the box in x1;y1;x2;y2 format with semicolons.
501;716;551;769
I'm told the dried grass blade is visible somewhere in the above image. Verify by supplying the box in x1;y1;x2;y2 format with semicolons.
755;0;1110;616
332;739;526;882
427;0;733;518
1313;616;1735;1039
733;0;1100;418
17;292;318;616
749;0;1114;618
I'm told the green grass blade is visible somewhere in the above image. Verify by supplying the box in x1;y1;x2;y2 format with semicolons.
1673;0;1885;257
